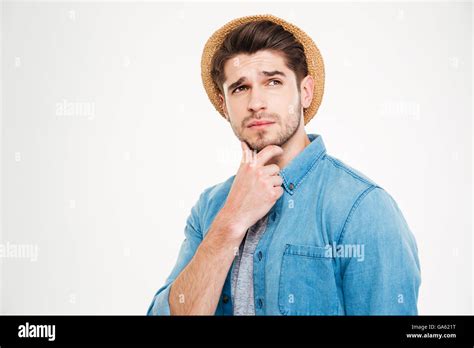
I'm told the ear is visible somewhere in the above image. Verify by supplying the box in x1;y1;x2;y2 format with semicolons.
300;75;314;109
219;94;230;122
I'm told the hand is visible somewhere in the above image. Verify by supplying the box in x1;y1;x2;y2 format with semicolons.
220;141;284;237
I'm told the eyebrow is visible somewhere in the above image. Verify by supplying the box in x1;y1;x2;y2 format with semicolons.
226;70;287;93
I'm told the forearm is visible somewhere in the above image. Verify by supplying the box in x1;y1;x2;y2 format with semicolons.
167;143;283;315
169;213;245;315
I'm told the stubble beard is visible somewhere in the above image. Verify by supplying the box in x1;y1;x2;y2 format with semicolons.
233;102;302;152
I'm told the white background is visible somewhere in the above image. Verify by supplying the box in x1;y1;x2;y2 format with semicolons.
1;1;472;314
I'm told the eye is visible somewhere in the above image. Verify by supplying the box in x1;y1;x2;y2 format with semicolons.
232;85;248;94
268;79;282;86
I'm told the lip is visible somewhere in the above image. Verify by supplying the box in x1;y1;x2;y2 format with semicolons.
247;120;275;128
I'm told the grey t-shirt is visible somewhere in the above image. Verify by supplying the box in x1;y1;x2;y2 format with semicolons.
230;214;269;315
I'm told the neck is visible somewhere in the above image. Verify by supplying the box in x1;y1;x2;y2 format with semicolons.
267;130;311;169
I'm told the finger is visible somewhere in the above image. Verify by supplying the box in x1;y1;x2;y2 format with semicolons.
269;175;284;187
240;140;249;152
240;141;253;164
273;186;284;198
257;145;283;166
260;164;280;176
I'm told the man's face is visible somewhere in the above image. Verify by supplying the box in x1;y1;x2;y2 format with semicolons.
220;50;305;152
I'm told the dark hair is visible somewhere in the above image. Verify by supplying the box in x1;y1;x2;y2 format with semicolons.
210;20;308;96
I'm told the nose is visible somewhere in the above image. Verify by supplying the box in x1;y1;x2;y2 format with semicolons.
247;86;267;113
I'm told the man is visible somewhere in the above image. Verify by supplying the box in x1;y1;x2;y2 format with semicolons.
147;14;421;315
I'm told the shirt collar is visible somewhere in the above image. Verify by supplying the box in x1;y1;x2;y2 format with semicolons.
279;133;326;195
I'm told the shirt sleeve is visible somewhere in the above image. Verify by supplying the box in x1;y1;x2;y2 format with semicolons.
339;186;421;315
146;190;206;315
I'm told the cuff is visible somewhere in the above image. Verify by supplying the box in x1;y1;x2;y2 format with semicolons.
147;283;172;315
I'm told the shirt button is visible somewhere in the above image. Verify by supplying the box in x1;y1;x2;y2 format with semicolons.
257;298;263;308
289;183;295;190
223;294;229;304
257;251;263;260
270;212;277;223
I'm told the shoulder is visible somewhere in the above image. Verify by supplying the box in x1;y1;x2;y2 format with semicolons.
315;154;395;241
333;176;413;248
318;153;384;210
321;154;378;188
317;157;413;248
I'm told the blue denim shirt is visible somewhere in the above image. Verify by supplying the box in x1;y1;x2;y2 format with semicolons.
147;133;421;315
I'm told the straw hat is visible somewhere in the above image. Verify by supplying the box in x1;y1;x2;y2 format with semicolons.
201;14;325;125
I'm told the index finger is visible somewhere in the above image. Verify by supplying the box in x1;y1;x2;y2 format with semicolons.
256;145;283;166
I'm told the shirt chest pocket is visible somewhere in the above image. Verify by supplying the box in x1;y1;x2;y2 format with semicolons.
278;244;338;315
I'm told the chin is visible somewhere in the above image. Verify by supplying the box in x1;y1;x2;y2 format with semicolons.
249;137;280;152
240;126;284;151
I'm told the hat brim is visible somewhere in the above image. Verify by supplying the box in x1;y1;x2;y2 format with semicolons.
201;14;325;125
